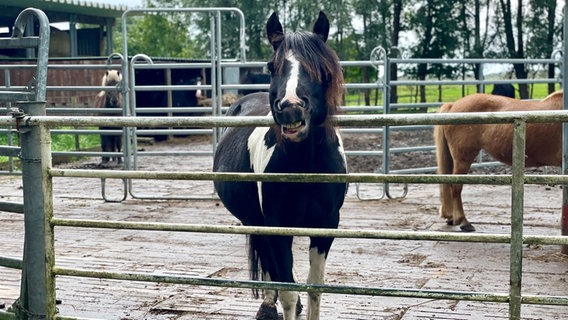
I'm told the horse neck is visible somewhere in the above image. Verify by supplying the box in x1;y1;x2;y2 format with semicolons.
278;124;337;158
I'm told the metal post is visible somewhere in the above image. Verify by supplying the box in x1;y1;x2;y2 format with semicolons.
210;13;219;148
509;119;526;320
17;101;56;320
561;3;568;254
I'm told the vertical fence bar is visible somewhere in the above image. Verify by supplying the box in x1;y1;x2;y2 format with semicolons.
213;10;223;151
509;119;526;320
17;101;56;320
561;3;568;255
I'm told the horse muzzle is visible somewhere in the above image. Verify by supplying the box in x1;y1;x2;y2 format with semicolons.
272;101;310;142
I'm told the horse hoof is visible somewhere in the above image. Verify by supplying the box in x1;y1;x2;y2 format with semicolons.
460;223;476;232
296;296;303;316
256;303;278;320
446;219;454;226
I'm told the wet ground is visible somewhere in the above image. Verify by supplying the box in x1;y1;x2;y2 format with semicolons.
1;133;567;319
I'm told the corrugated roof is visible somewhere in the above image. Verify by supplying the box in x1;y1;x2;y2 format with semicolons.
0;0;129;25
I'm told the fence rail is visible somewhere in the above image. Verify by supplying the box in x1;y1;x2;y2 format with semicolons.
1;107;568;319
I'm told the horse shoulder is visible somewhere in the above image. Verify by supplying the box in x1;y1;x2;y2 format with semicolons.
248;126;276;174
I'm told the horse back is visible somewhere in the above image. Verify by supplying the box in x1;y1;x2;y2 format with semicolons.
225;92;270;117
448;93;562;113
438;92;563;167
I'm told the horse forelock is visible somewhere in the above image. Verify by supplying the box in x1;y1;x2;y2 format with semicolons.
104;70;122;86
271;31;344;115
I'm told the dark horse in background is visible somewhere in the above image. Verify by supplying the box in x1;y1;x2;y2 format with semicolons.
213;12;347;320
491;83;515;98
95;70;123;163
434;91;562;232
239;71;271;96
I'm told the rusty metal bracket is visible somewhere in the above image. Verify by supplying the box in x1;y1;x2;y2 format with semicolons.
8;107;26;146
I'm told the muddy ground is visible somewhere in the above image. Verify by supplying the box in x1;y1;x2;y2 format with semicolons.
1;131;567;319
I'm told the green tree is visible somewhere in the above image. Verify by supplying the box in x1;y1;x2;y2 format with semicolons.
406;0;461;104
114;0;203;58
353;0;403;105
111;0;561;102
526;0;561;94
496;0;530;98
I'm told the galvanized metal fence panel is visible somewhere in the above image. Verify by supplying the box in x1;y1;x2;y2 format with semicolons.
3;109;568;319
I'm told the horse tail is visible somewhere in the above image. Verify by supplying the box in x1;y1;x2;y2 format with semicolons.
248;234;261;299
434;103;454;212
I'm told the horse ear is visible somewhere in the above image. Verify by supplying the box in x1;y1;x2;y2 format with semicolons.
313;11;329;43
266;12;284;51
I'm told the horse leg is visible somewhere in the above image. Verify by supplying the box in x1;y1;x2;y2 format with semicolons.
256;271;278;320
438;183;454;222
253;235;298;320
306;237;333;320
115;133;123;164
255;281;301;320
250;235;279;320
447;183;473;231
435;124;458;224
271;236;298;320
450;159;475;232
111;136;121;163
100;133;110;163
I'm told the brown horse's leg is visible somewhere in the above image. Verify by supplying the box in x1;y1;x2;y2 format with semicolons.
450;158;476;232
435;122;476;232
449;183;475;232
434;124;456;222
438;183;454;221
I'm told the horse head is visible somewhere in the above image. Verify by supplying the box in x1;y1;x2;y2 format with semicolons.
102;70;123;108
266;11;344;143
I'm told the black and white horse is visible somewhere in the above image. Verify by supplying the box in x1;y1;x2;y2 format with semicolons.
95;70;123;163
213;11;347;320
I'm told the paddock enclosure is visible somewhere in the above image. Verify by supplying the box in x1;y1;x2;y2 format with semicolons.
1;6;568;320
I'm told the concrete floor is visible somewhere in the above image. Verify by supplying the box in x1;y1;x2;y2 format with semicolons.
1;137;567;320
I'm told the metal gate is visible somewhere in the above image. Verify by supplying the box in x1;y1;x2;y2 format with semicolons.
3;103;568;320
2;6;568;320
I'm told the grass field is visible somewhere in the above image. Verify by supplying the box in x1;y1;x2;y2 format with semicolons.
0;129;101;169
345;82;560;111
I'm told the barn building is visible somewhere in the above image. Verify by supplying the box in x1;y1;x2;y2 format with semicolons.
0;0;126;58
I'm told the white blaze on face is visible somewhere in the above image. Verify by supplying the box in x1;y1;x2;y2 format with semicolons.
247;120;275;213
283;52;302;105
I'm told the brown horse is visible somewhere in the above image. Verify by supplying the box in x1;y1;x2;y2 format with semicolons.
434;90;563;231
94;70;123;163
